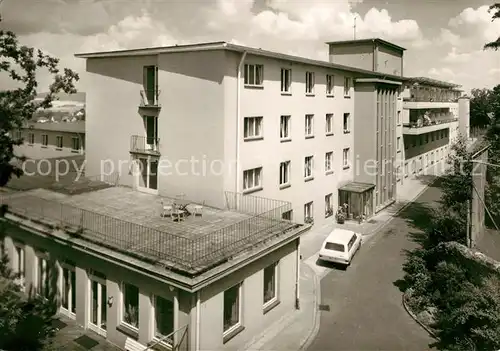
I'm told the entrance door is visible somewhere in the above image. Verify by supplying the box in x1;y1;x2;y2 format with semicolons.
89;276;107;337
144;66;157;105
144;116;158;151
137;157;159;194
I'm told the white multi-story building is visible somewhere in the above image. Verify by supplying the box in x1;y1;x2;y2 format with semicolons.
397;77;469;182
76;39;407;227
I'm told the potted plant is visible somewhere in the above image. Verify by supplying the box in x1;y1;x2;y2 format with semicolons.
335;208;346;224
304;217;314;225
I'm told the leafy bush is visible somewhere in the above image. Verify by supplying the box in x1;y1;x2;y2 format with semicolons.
433;275;500;351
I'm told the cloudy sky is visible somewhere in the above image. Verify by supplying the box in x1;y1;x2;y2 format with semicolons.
0;0;499;93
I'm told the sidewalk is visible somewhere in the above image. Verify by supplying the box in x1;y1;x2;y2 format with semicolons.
242;160;448;351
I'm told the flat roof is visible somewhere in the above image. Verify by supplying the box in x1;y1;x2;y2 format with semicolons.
405;76;461;89
74;41;404;82
24;121;85;134
1;185;302;277
325;38;406;52
339;182;376;193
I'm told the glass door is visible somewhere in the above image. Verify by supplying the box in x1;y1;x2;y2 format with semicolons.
89;275;107;337
137;157;159;194
144;116;158;150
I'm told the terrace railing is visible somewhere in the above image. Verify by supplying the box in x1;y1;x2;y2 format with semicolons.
139;89;161;108
404;117;458;129
0;190;298;275
130;135;161;155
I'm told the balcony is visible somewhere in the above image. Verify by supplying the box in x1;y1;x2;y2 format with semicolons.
139;89;161;108
130;135;160;155
403;118;458;135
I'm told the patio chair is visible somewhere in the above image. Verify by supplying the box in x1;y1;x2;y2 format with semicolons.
193;201;205;217
161;199;173;217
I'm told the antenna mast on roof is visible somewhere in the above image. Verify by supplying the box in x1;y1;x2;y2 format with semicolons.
353;16;357;39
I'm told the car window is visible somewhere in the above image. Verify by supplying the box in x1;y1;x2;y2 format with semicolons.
347;234;356;251
324;242;345;252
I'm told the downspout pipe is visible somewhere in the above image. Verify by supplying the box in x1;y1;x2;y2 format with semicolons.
196;291;201;351
295;238;301;310
236;51;247;200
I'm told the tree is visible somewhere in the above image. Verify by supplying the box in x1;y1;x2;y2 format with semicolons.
470;88;493;128
0;15;79;187
484;3;500;51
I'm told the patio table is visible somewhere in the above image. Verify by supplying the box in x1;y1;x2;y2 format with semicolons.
174;199;191;216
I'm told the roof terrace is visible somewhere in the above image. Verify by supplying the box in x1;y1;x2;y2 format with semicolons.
1;186;301;277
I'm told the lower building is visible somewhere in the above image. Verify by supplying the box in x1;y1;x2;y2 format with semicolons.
1;185;308;351
13;121;85;160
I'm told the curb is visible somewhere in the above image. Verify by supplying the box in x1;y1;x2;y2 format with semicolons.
402;291;437;338
298;261;321;351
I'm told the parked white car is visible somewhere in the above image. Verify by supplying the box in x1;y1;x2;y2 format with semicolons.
318;228;362;266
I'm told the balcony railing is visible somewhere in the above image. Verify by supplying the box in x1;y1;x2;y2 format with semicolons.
404;117;458;129
139;89;161;108
130;135;160;155
0;190;300;275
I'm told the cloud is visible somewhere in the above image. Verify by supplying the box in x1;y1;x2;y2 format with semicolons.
442;47;473;63
430;5;500;92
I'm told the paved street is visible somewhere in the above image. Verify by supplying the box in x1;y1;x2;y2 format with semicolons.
307;180;444;351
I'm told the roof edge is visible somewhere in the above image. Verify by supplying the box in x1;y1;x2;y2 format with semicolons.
74;41;229;58
325;38;406;51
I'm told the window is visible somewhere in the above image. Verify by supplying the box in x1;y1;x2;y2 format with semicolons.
61;265;76;315
280;115;290;140
41;134;48;147
397;137;401;152
343;113;350;133
304;156;313;179
13;244;25;289
281;68;291;93
71;137;80;152
325;193;333;217
431;132;435;142
305;72;315;94
153;296;174;345
13;130;22;140
244;64;263;86
397;166;401;181
14;245;24;278
263;263;278;307
343;77;351;96
342;148;350;169
28;132;34;145
279;161;290;187
326;74;334;96
304;201;313;221
324;242;344;252
397;111;401;125
36;255;50;298
223;283;242;333
282;210;292;221
305;114;314;137
56;136;63;149
325;114;333;135
122;283;139;329
243;117;263;139
325;152;333;174
347;234;357;251
243;167;262;191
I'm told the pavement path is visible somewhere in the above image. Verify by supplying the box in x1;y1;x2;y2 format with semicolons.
307;180;444;351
